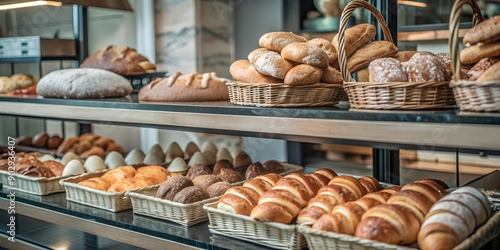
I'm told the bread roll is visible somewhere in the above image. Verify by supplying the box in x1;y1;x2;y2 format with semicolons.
414;179;449;195
43;160;64;176
229;60;282;83
262;160;284;174
358;176;381;193
406;52;450;82
218;186;260;216
37;68;133;99
135;165;169;185
400;183;444;203
186;164;211;180
313;202;366;234
248;48;294;79
332;24;376;58
284;64;323;86
356;204;420;245
460;42;500;64
380;185;402;195
387;189;434;223
394;51;417;62
281;42;329;68
321;66;343;84
213;159;234;175
347;41;398;73
254;173;282;186
138;72;230;102
305;173;330;187
328;175;367;200
233;151;252;174
314;168;338;180
477;61;500;82
218;167;244;183
463;15;500;45
32;132;49;148
79;177;111;191
245;162;266;180
171;186;209;204
47;135;63;149
243;178;273;196
308;38;338;65
107;177;154;192
258;31;308;52
101;166;137;184
156;176;193;200
368;58;408;82
57;136;79;154
192;174;221;190
467;56;500;80
206;181;232;198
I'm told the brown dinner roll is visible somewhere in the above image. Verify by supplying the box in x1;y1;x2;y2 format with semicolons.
463;15;500;45
32;131;49;148
262;160;284;174
57;136;79;154
248;48;294;79
206;181;232;197
321;66;343;84
233;151;252;175
217;167;244;183
284;64;323;86
477;61;500;82
245;162;266;180
460;42;500;65
47;135;63;149
347;41;398;73
155;175;193;201
281;42;329;68
173;186;210;204
192;174;222;190
186;164;212;180
213;159;234;175
17;136;32;146
229;60;281;83
308;38;338;65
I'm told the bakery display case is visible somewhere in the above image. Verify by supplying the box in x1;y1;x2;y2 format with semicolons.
1;1;500;250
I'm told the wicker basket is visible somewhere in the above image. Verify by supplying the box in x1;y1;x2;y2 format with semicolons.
226;81;344;107
60;171;156;212
449;0;500;112
204;201;306;250
0;170;66;195
127;163;303;226
299;200;500;250
127;186;220;226
339;0;455;110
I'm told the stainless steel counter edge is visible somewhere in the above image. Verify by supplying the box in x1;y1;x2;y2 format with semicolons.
1;101;499;151
0;198;201;250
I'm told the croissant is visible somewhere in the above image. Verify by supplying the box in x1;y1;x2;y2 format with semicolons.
107;177;154;192
101;166;137;184
135;165;170;184
79;177;111;191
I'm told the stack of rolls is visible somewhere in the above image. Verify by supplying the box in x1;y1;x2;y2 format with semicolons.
250;169;338;223
418;186;492;250
354;179;448;245
460;15;500;82
297;175;381;225
229;32;343;86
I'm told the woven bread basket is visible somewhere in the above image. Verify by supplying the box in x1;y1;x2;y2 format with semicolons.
339;0;455;110
449;0;500;112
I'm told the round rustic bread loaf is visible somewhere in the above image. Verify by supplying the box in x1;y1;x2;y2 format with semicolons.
37;68;132;99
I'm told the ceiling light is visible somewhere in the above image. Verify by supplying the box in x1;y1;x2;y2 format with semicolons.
398;0;428;8
0;1;61;11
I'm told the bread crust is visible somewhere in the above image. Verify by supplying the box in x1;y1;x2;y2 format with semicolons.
460;42;500;64
467;57;500;80
347;41;398;73
332;24;376;58
138;72;229;102
308;38;338;65
321;66;343;84
248;48;294;79
463;15;500;45
281;42;329;68
258;32;308;52
284;64;322;86
80;45;156;75
368;58;408;82
477;61;500;82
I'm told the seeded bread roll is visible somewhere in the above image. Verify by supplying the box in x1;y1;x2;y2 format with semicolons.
192;174;222;190
258;32;308;52
284;64;323;86
229;60;281;83
477;61;500;82
281;42;329;68
206;181;232;197
248;48;294;79
186;164;212;180
155;176;193;201
467;57;500;80
173;186;210;204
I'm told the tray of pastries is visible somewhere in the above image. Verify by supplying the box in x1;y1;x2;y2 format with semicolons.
126;159;303;226
60;165;171;212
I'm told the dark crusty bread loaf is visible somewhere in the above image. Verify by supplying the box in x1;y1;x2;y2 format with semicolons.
138;72;230;102
80;45;156;75
36;68;133;99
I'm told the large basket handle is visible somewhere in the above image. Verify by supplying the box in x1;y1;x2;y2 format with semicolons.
338;0;393;82
449;0;484;82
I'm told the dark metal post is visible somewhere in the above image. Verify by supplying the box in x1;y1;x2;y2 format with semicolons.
373;148;400;185
370;0;398;47
73;5;88;64
287;141;303;166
